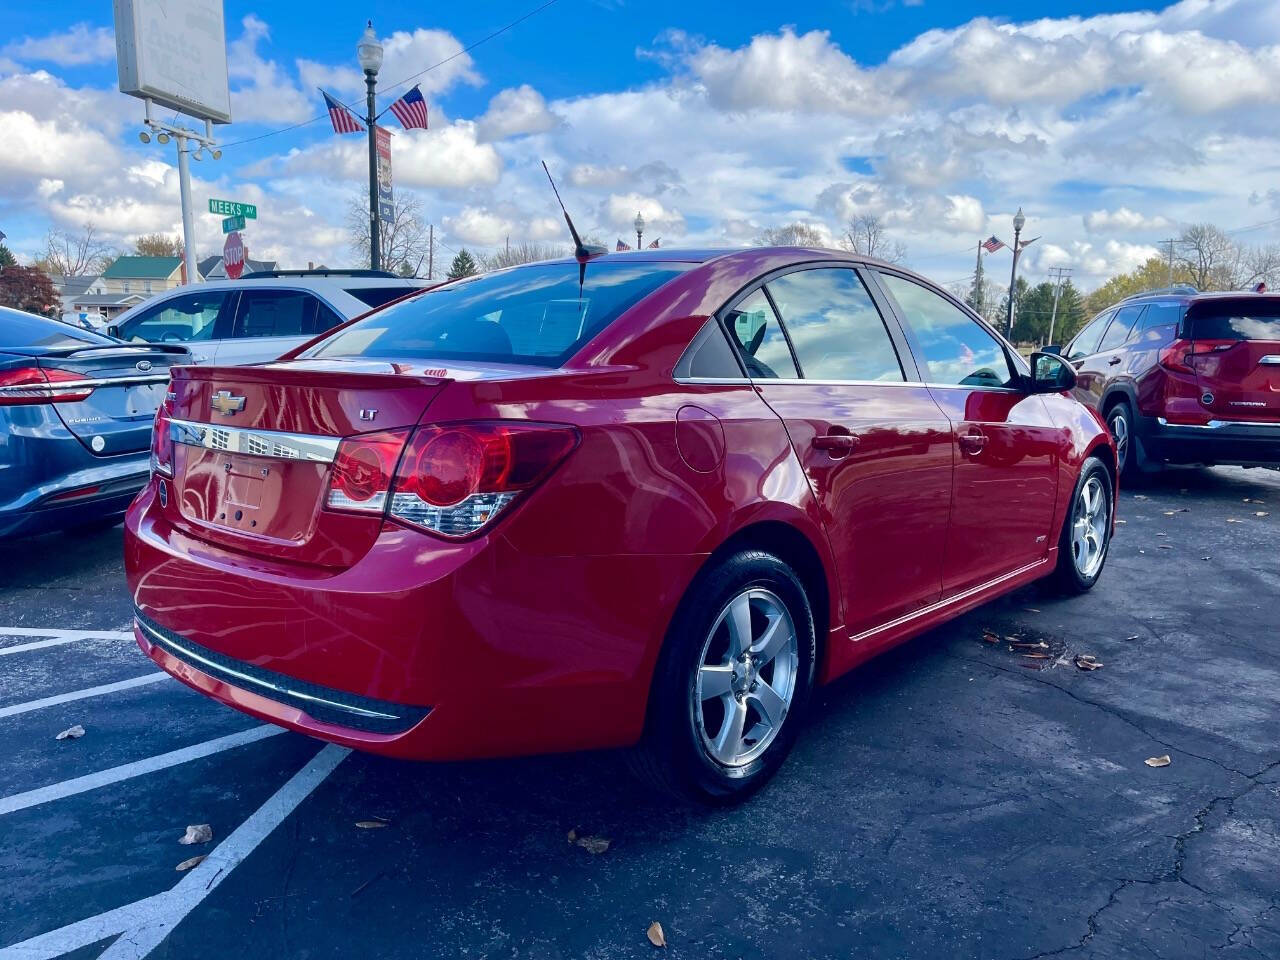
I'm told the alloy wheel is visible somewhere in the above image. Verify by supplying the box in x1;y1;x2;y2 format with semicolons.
1072;475;1110;579
694;589;799;768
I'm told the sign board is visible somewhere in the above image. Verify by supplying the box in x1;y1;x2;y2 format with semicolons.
376;126;394;225
221;215;245;234
223;231;244;280
208;199;256;219
114;0;232;124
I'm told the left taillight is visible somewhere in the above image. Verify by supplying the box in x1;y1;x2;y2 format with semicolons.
150;388;175;478
0;367;93;406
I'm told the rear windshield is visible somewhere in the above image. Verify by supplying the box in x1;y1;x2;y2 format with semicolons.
1188;299;1280;341
0;307;115;350
309;261;692;365
345;286;418;309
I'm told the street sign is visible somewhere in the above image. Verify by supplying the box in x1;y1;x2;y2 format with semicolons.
221;215;245;234
208;199;257;219
223;231;245;280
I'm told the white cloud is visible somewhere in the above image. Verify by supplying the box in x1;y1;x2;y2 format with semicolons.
3;23;116;66
227;15;313;125
476;85;560;142
1083;207;1174;233
297;28;480;105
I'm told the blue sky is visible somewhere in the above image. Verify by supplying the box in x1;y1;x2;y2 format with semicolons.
3;0;1280;290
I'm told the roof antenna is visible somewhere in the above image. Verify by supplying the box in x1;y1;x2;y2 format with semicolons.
542;160;603;295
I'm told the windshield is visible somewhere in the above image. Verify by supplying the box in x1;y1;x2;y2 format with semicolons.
308;261;692;366
0;307;116;350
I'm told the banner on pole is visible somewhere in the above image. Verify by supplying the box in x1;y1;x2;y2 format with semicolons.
376;126;393;225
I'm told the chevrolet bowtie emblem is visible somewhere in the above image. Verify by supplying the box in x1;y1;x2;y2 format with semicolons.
210;390;247;416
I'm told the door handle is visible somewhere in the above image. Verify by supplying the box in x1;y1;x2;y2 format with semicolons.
1108;356;1122;365
812;432;859;455
958;430;988;455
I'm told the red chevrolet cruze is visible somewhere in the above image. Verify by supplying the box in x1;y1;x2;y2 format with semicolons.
125;247;1115;802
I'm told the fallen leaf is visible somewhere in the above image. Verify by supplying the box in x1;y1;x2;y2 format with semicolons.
981;630;1001;645
1163;510;1177;516
1023;607;1041;614
1125;635;1140;641
1075;655;1104;671
1009;640;1049;650
54;724;85;741
1155;532;1168;537
1256;511;1269;517
1021;652;1052;660
179;824;212;845
1227;518;1243;524
355;819;390;829
576;835;611;854
1244;498;1265;504
1201;556;1212;561
1139;549;1146;554
647;922;666;948
1144;755;1172;768
1158;544;1174;550
1134;494;1149;500
175;855;207;872
1115;519;1127;524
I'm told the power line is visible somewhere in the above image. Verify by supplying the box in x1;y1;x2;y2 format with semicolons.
220;0;561;150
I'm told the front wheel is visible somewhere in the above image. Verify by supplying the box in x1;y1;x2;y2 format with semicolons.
1050;456;1114;594
1106;401;1150;481
629;550;816;804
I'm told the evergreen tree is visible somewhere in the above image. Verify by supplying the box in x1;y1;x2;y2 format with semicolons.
0;244;16;269
446;249;479;280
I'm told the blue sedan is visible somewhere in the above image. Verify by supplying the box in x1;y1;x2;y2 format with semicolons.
0;308;187;539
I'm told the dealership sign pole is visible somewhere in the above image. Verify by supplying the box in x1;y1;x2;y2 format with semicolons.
114;0;232;285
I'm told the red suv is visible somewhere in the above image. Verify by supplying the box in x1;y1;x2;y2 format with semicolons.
125;248;1115;802
1056;288;1280;478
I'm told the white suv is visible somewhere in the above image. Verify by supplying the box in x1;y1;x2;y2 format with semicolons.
108;270;427;365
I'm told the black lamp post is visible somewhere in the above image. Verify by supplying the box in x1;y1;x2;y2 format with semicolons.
1006;206;1026;336
357;21;384;272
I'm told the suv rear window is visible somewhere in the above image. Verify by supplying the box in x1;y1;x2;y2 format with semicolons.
1188;299;1280;341
345;286;416;309
309;261;691;365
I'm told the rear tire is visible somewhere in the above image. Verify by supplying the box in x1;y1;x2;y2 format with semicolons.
1050;456;1113;594
629;550;816;805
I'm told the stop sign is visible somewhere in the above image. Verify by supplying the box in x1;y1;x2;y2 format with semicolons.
223;231;245;280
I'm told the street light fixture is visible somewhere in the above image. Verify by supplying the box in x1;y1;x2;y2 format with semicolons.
634;211;645;251
357;20;384;272
1006;206;1027;337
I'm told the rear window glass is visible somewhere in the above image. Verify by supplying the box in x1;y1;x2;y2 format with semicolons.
309;262;691;365
1188;299;1280;341
345;286;417;309
0;307;115;349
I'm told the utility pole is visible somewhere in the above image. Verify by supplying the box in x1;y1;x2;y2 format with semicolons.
1047;266;1072;346
427;225;434;281
1162;238;1176;287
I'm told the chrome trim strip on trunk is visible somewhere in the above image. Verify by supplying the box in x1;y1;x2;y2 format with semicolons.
0;374;171;395
168;418;341;463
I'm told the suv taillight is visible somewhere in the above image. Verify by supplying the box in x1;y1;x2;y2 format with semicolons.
1158;338;1238;374
0;367;93;406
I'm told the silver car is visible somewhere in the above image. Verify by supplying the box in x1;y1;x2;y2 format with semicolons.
108;269;427;365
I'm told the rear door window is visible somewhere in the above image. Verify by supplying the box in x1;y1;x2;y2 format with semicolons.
764;268;904;381
310;262;691;366
724;289;800;379
1097;305;1145;352
233;290;315;339
878;272;1015;388
117;292;234;344
1188;299;1280;341
1138;301;1184;342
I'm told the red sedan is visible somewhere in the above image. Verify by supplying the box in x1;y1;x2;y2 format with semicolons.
124;247;1116;803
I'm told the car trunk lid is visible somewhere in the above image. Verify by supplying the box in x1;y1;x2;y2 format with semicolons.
37;344;187;456
1188;297;1280;423
161;359;450;568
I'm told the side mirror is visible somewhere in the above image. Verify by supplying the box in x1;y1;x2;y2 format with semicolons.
106;324;121;339
1028;351;1077;393
1043;343;1063;356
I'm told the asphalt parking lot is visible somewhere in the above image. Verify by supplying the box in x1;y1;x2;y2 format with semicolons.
1;466;1278;960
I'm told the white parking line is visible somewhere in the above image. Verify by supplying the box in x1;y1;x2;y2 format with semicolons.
0;743;349;960
0;674;169;720
0;725;286;816
0;631;134;656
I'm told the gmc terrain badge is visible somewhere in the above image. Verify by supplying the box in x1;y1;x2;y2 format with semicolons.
211;390;247;416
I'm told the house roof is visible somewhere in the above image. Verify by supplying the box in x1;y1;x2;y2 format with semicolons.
72;293;145;306
102;256;182;280
201;255;278;278
49;274;100;296
198;256;221;279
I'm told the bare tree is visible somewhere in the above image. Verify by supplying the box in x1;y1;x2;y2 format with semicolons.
839;214;906;264
481;242;569;272
1176;224;1237;290
752;222;826;247
1239;243;1280;290
37;224;114;276
346;193;431;276
134;233;184;258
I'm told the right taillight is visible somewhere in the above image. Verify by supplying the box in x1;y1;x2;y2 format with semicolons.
0;367;93;406
388;421;578;538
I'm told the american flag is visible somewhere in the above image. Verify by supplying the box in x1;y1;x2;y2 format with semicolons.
322;91;364;135
615;239;632;251
388;86;429;130
981;236;1005;253
647;238;660;249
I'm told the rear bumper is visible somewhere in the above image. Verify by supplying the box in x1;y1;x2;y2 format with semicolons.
124;480;700;761
1139;415;1280;466
0;456;149;540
